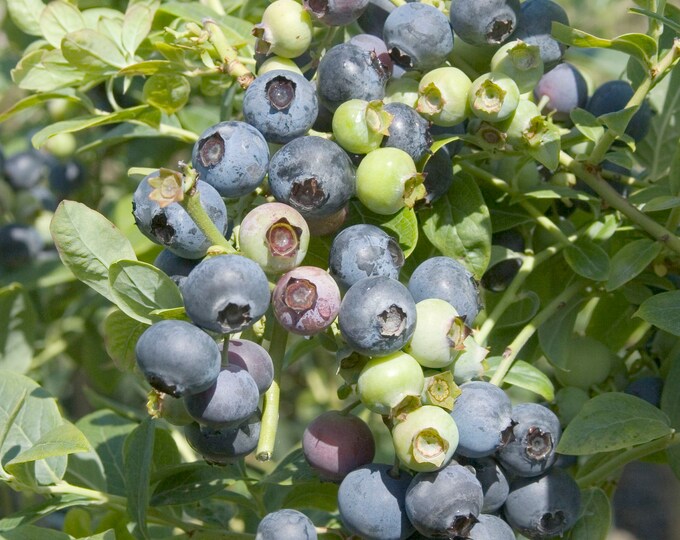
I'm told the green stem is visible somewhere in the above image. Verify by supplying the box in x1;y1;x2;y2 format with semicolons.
339;400;361;415
180;178;236;254
157;123;199;143
256;319;289;461
489;281;583;386
560;151;680;255
577;432;680;488
202;19;255;88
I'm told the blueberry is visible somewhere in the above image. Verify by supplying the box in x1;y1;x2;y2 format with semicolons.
243;70;318;144
481;229;524;292
182;254;271;334
419;146;455;206
184;412;261;464
357;0;395;37
134;320;221;398
153;249;202;281
450;381;514;458
29;186;58;212
3;150;49;191
316;42;389;112
624;376;663;408
586;80;652;142
191;121;269;198
329;224;404;291
302;411;375;481
497;403;561;477
303;0;369;26
338;276;417;357
449;0;520;46
461;457;510;513
256;509;317;540
267;136;355;219
382;102;432;163
405;461;483;538
554;335;612;390
48;160;85;196
132;173;228;259
0;224;43;270
305;205;348;237
338;464;415;540
534;62;588;121
514;0;570;70
272;266;341;336
407;256;481;325
223;339;274;395
503;468;581;539
382;3;454;72
348;34;393;76
468;514;515;540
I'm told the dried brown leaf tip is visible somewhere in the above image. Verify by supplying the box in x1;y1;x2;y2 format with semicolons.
148;168;184;208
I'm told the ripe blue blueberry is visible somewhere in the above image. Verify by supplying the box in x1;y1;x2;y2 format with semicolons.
134;320;221;398
191;121;269;198
419;146;455;207
132;173;228;259
3;150;49;191
153;249;202;282
357;0;395;37
184;412;261;464
48;160;85;196
382;102;432;163
624;376;663;408
481;229;524;292
449;0;520;46
242;70;318;144
267;136;355;219
256;509;317;540
338;276;417;357
586;80;652;142
328;224;404;291
303;0;369;26
348;33;393;76
534;62;588;121
408;256;481;325
514;0;570;70
462;457;510;513
224;339;274;395
468;514;515;540
182;254;271;334
0;224;43;270
338;464;415;540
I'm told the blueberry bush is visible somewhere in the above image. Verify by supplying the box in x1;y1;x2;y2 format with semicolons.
0;0;679;538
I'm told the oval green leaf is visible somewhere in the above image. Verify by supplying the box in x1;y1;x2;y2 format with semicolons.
564;239;610;281
634;290;680;336
606;238;662;291
565;488;611;540
485;357;555;402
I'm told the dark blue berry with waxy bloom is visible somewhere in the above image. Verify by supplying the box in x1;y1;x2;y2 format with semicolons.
224;339;274;395
303;0;369;27
586;80;652;142
3;150;49;191
185;412;261;464
256;509;317;540
514;0;570;70
382;102;432;163
450;0;520;46
0;224;43;270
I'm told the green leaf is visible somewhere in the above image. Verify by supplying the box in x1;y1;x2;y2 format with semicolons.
122;0;159;57
420;171;491;279
12;49;87;93
143;74;190;114
40;1;85;48
158;2;252;45
280;482;340;512
150;463;230;506
32;105;156;148
0;494;90;531
108;260;182;324
564;488;611;540
6;423;89;468
557;392;672;455
62;29;127;71
103;309;148;371
635;291;680;336
0;284;36;374
494;291;540;330
661;354;680;480
7;0;46;36
670;139;680;197
0;371;65;485
485;357;554;401
538;296;585;370
570;108;604;143
564;239;610;281
606;239;662;291
0;91;80;123
630;7;680;35
586;292;644;353
50;201;137;302
520;185;594;201
118;60;177;76
526;123;561;171
124;419;155;539
0;526;72;540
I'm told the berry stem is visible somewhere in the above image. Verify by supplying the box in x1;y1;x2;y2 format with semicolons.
202;18;255;89
256;319;289;461
489;281;583;386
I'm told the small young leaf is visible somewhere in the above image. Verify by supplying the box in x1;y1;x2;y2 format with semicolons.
635;291;680;336
62;29;127;71
0;284;36;374
40;1;86;48
50;201;137;302
485;357;555;401
150;463;231;506
103;309;148;371
606;238;662;291
570;108;604;143
6;423;89;468
7;0;46;36
143;74;191;114
280;482;340;512
557;393;672;455
564;488;611;540
0;91;80;124
122;0;159;57
564;239;610;281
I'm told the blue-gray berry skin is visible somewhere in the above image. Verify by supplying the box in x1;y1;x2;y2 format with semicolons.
317;42;389;112
3;150;49;191
405;462;483;538
468;514;515;540
481;229;524;292
382;102;432;163
329;224;404;291
338;463;414;540
451;381;514;458
419;146;454;207
134;320;221;398
450;0;520;46
534;63;588;121
184;412;261;463
624;376;663;408
383;3;453;72
256;509;318;540
0;224;43;270
192;121;269;198
304;0;369;27
514;0;569;70
268;136;355;218
504;468;581;539
153;249;202;280
182;255;271;334
132;174;227;259
462;457;510;513
224;339;274;395
407;256;481;325
338;276;417;357
184;364;260;428
243;70;318;144
498;403;561;477
348;34;393;76
357;0;395;37
586;80;652;142
49;160;85;196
